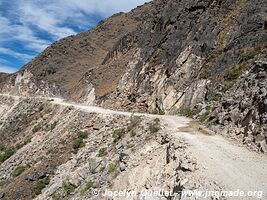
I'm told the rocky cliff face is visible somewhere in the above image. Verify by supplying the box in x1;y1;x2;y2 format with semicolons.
99;0;266;111
207;61;267;152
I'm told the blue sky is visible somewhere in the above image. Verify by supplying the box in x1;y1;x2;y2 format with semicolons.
0;0;150;73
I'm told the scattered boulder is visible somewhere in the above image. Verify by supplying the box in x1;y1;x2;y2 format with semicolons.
25;171;47;182
0;192;5;199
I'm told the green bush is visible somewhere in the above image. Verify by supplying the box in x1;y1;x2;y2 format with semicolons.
35;177;50;195
80;180;94;196
12;165;27;177
73;138;85;154
149;118;161;134
0;180;7;187
112;128;125;143
107;162;117;173
63;180;77;195
98;147;107;157
0;148;15;163
73;131;88;154
77;131;88;140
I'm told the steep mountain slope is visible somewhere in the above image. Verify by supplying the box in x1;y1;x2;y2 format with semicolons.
0;2;153;98
0;2;266;199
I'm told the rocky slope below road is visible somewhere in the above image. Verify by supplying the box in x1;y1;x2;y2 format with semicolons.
0;95;266;200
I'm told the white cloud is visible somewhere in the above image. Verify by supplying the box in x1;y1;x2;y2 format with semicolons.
0;16;51;52
18;2;77;40
0;0;150;71
0;47;33;60
1;0;150;49
15;0;150;39
60;0;150;16
0;65;18;73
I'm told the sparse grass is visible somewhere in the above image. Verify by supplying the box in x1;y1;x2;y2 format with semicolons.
178;107;201;118
210;93;221;102
217;0;247;47
80;180;94;196
112;128;125;143
107;162;117;173
35;177;50;195
238;45;265;63
149;118;161;134
51;192;58;200
15;136;32;150
63;180;77;195
47;148;59;155
222;81;235;92
227;66;243;80
226;61;249;81
0;148;15;163
98;147;107;157
12;165;27;177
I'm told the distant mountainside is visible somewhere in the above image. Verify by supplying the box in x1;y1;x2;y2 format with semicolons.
0;0;266;151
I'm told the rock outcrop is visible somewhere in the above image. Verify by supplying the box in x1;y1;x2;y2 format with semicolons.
208;60;267;152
